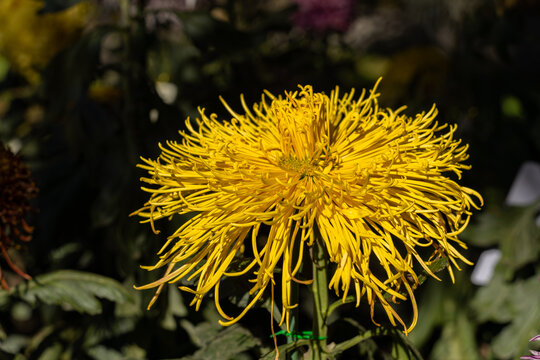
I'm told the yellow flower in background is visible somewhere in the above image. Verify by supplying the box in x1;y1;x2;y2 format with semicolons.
0;0;90;84
133;80;482;332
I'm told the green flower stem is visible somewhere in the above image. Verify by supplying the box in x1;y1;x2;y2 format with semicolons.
330;330;374;357
312;239;329;360
287;287;298;360
327;296;355;319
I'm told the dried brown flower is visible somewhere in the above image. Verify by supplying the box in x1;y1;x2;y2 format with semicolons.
0;145;38;289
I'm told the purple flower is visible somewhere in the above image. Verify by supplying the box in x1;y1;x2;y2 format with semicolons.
292;0;353;32
521;335;540;360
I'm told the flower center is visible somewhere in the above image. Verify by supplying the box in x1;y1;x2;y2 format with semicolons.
278;154;315;177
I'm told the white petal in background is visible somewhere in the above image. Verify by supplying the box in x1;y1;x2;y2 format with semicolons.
505;161;540;208
470;249;502;286
506;161;540;227
155;81;178;105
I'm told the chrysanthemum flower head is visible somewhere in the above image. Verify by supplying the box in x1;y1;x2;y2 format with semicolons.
133;79;482;332
0;145;38;289
521;335;540;360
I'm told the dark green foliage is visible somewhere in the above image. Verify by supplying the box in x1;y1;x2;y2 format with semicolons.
3;270;133;315
463;201;540;275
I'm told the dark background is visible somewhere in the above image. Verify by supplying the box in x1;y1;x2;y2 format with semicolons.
0;0;539;359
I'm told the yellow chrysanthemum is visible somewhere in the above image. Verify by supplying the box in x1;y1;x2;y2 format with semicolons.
133;80;482;332
0;0;90;84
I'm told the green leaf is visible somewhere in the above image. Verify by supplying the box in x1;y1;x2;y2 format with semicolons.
87;345;124;360
24;325;56;356
0;335;29;355
49;243;83;264
38;343;63;360
121;344;147;360
114;278;142;318
10;270;133;315
82;318;137;349
330;329;375;358
430;312;480;360
472;275;540;359
168;286;188;317
181;325;260;360
470;272;540;358
390;329;424;360
180;320;222;348
462;202;540;273
415;257;449;286
470;275;514;323
391;341;419;360
161;286;188;330
408;281;446;347
493;304;540;359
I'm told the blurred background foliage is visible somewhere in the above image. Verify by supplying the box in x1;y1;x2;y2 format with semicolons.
0;0;539;359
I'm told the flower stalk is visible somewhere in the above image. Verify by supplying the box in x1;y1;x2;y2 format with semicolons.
287;290;299;360
312;237;329;360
